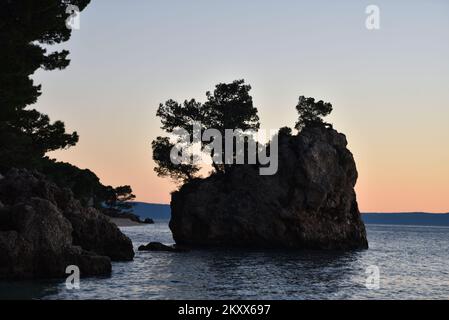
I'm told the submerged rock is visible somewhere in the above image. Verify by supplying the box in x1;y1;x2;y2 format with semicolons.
143;218;155;224
170;127;368;250
0;169;134;279
138;242;187;252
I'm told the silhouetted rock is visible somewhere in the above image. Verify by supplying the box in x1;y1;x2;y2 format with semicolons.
170;127;368;250
63;205;135;261
143;218;155;224
0;169;134;279
138;242;187;252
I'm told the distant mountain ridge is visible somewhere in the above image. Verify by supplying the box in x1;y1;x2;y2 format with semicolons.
131;202;171;220
362;212;449;226
130;202;449;227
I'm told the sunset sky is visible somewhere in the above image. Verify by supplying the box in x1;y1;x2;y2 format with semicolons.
33;0;449;212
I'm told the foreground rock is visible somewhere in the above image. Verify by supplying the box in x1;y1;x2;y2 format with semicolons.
138;242;187;252
170;127;368;250
0;169;134;279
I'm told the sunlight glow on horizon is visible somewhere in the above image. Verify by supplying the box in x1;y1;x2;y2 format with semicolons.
38;0;449;213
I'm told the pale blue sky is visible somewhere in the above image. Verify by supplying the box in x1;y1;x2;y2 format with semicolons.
33;0;449;211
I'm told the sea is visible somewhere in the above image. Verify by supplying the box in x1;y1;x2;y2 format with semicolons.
1;222;448;300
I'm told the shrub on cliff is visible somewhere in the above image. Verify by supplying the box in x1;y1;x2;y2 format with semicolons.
294;96;333;131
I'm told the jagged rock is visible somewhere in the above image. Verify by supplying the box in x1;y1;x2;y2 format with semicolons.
138;242;187;252
170;127;368;250
0;197;111;279
63;205;135;261
0;169;133;279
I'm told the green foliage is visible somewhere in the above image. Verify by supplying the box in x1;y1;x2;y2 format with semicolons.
294;96;333;131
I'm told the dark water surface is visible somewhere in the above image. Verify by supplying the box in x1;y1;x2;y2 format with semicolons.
1;222;448;299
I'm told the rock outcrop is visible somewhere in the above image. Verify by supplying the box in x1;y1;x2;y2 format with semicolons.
138;242;187;252
0;169;134;279
170;127;368;250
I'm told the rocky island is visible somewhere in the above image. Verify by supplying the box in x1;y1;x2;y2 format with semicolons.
153;82;368;250
170;126;368;250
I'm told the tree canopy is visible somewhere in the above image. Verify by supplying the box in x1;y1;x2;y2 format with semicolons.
103;185;137;214
0;0;91;116
0;0;90;171
152;136;200;183
153;79;260;180
294;96;333;131
1;1;136;214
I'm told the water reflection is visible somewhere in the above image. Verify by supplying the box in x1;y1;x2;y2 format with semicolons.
1;223;448;299
0;280;60;300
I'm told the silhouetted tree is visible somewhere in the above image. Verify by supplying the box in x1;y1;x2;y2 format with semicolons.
40;159;104;207
203;80;259;172
104;185;136;213
203;80;259;134
294;96;333;131
41;159;137;213
156;99;205;134
278;126;292;137
152;136;199;182
0;0;91;116
0;1;136;214
0;0;90;171
0;110;79;171
153;80;260;179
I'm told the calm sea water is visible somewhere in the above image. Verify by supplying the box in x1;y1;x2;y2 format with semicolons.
1;222;448;300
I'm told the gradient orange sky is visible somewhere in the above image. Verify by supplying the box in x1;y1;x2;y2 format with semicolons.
34;0;449;212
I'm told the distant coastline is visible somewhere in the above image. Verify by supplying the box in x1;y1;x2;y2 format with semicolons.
362;212;449;227
129;202;449;227
110;218;143;227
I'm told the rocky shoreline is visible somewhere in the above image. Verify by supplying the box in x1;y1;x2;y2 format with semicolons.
0;169;134;279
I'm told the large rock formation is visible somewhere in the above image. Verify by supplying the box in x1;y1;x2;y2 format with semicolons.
170;127;368;250
0;169;134;279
